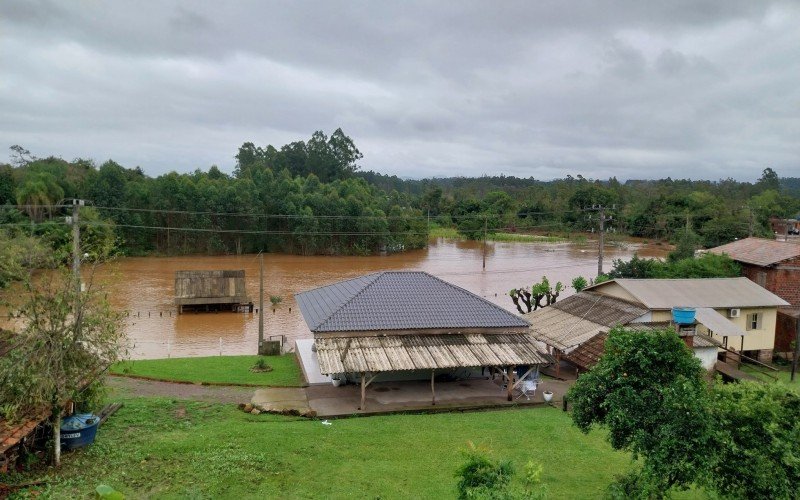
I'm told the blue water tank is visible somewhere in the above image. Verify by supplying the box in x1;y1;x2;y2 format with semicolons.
672;307;696;325
60;413;99;450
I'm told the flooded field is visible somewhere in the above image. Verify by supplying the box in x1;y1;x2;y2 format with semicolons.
81;238;666;359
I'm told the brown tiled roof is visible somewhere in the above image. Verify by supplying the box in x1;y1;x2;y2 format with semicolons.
0;409;49;455
563;327;722;372
550;292;648;326
525;292;648;350
563;332;607;371
709;237;800;267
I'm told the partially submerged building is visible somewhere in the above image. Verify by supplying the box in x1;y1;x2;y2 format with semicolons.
174;270;250;313
295;271;552;409
526;278;789;376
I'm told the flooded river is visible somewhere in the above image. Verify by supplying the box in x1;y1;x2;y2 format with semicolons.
83;238;666;359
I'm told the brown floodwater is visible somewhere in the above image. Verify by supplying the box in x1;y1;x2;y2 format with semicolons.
68;238;665;359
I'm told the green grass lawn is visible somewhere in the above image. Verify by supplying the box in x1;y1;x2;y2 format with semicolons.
489;232;566;243
428;224;566;243
110;355;303;387
741;364;800;393
428;224;461;239
9;398;648;499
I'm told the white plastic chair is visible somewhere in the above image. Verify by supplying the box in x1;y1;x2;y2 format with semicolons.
516;377;540;401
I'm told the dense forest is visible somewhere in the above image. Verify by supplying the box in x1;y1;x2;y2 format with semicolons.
1;130;799;268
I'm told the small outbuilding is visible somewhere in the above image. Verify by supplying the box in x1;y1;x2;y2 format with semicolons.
174;270;250;313
295;271;552;410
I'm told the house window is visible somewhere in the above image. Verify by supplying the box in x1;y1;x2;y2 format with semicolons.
756;272;767;288
746;312;762;331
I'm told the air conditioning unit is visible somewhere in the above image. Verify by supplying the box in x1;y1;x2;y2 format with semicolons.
729;308;741;318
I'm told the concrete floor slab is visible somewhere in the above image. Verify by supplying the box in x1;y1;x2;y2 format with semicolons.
251;387;310;413
295;339;332;385
306;377;573;417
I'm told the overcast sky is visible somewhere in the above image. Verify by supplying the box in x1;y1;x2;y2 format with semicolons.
1;1;798;181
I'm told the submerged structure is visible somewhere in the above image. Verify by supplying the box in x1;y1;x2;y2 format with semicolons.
174;270;250;313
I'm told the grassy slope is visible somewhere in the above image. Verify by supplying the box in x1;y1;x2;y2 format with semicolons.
110;355;303;387
14;398;646;499
740;364;800;393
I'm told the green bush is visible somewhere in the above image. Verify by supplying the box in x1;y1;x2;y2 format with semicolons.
456;444;514;499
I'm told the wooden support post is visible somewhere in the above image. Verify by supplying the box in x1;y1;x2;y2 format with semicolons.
740;337;745;368
431;370;436;405
507;365;515;401
555;351;561;378
360;372;367;411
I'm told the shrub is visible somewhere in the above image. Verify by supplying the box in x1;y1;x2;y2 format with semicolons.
456;443;514;500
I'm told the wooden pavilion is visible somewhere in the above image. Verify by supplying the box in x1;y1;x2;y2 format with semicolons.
296;271;552;410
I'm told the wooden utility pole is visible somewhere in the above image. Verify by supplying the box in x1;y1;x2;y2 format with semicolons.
70;199;84;294
482;216;487;270
258;252;264;355
588;205;613;277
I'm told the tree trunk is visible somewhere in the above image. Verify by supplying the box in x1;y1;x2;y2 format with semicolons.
52;409;62;467
510;294;525;314
520;291;532;312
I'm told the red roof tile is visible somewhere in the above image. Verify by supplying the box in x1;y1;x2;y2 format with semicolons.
709;237;800;266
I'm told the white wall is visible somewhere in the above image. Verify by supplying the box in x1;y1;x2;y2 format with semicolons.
693;346;718;371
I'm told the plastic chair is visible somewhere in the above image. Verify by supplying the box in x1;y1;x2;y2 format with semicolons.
515;377;540;401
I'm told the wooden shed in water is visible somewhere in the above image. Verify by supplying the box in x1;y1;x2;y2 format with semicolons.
174;270;250;313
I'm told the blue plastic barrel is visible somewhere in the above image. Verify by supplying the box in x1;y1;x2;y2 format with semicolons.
672;307;696;325
60;413;99;450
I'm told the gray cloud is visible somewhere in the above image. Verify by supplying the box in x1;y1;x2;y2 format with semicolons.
0;0;798;181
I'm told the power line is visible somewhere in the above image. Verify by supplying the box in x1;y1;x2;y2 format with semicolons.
8;204;585;220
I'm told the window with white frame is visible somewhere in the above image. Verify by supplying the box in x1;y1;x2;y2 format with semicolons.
746;312;762;331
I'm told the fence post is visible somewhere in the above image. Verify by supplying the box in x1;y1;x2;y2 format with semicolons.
219;337;222;356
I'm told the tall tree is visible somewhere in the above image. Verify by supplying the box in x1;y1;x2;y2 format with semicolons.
567;328;712;496
15;171;64;221
757;167;780;192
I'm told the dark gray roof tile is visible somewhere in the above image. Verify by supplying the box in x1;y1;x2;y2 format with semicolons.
295;271;529;333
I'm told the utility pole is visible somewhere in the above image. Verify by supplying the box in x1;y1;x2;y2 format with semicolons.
258;251;264;355
59;198;84;468
588;205;613;277
68;199;85;294
482;216;487;270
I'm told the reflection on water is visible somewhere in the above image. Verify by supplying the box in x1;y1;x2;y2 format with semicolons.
81;238;667;359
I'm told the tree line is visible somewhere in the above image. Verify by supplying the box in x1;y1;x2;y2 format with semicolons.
0;131;427;260
362;168;799;248
2;132;798;268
